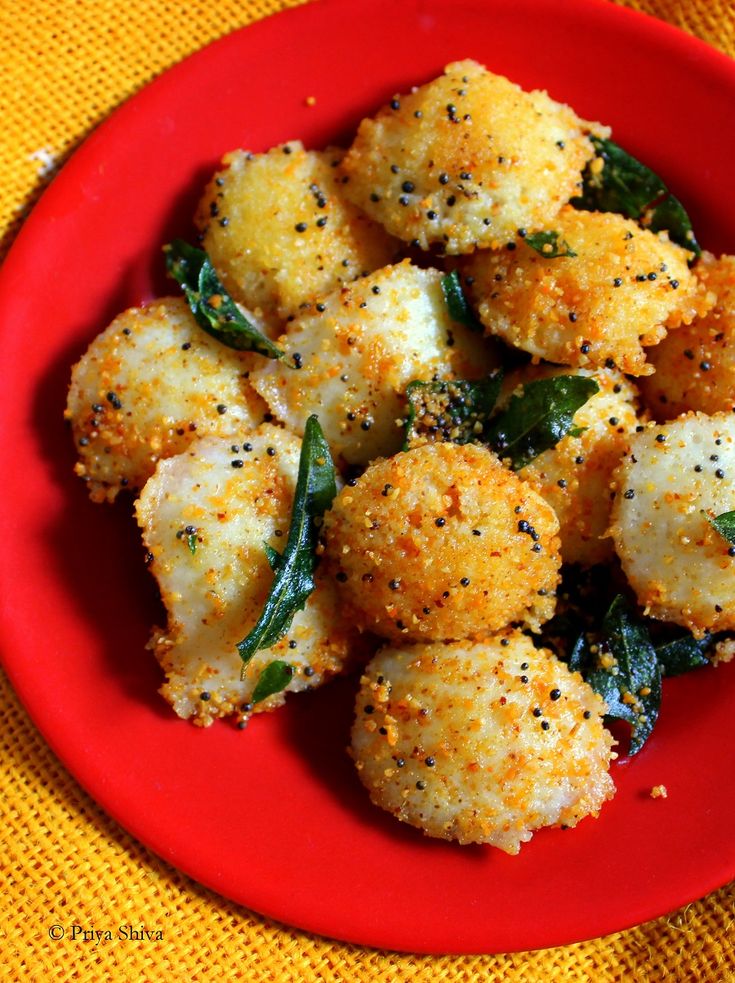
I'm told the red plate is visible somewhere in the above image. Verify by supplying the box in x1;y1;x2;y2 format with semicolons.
1;0;734;954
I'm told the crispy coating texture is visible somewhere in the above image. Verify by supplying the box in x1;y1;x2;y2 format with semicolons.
65;297;268;502
195;142;399;328
250;260;499;467
641;253;735;418
341;59;605;254
463;206;711;375
351;634;615;852
322;442;560;642
136;428;365;726
508;365;641;566
610;413;735;634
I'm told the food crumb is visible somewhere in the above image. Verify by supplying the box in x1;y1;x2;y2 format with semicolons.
305;95;317;107
650;784;668;799
712;638;735;666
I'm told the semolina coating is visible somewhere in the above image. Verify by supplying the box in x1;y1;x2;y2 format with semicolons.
322;442;561;642
609;413;735;635
65;297;268;503
641;253;735;419
462;206;711;376
506;365;642;566
135;427;364;726
250;260;499;467
351;634;615;853
195;142;399;329
341;59;606;254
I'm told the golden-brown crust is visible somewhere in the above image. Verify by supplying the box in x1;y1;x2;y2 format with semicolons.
351;635;615;852
509;366;642;566
65;297;267;502
136;429;367;726
322;442;561;641
250;260;500;467
610;413;735;634
462;207;711;376
195;142;399;328
641;253;735;418
341;60;605;253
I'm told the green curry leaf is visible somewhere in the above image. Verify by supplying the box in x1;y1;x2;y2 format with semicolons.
524;231;577;258
647;193;701;254
251;660;295;704
704;509;735;546
584;596;662;756
655;634;712;677
236;416;336;674
403;373;503;450
440;270;483;331
571;137;701;257
165;239;287;360
263;543;283;573
486;375;599;470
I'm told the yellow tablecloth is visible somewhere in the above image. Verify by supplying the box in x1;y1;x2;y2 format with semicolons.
2;1;734;978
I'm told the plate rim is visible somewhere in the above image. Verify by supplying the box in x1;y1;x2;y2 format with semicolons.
1;0;735;955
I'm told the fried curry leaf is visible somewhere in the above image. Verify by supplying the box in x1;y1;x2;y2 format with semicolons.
486;375;599;470
571;137;701;257
403;373;503;450
705;509;735;545
542;563;617;661
567;632;594;676
524;231;577;259
165;239;287;360
236;415;336;674
655;633;711;677
263;543;283;572
561;589;715;749
251;660;295;704
440;270;483;331
584;595;662;756
573;137;661;218
647;193;701;255
404;373;597;467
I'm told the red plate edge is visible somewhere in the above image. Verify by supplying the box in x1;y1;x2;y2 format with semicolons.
1;0;735;955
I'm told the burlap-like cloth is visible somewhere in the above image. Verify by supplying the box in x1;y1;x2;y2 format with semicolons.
2;1;734;978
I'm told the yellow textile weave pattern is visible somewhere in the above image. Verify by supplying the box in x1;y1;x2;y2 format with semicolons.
2;1;735;980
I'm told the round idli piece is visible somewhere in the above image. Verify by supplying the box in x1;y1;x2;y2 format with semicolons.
462;206;711;376
610;413;735;634
341;59;606;253
351;633;615;853
195;142;399;328
322;441;561;641
65;297;268;502
641;253;735;418
250;260;499;467
508;365;641;566
136;427;364;726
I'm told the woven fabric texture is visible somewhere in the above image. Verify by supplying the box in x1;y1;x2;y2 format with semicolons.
2;1;735;980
